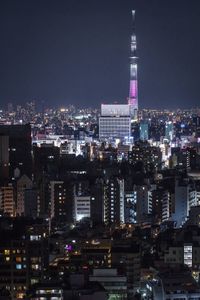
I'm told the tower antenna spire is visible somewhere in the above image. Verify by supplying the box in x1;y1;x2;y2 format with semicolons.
128;10;138;119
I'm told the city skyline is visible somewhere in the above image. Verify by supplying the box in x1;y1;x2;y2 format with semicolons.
0;0;200;109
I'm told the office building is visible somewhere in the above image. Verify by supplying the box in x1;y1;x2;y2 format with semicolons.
99;104;131;142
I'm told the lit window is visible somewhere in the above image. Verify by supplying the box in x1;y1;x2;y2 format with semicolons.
31;264;39;270
16;264;22;270
16;257;22;262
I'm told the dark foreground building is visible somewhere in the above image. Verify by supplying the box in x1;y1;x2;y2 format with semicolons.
0;124;32;180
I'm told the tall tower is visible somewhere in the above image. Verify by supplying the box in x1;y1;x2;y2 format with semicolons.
128;10;138;117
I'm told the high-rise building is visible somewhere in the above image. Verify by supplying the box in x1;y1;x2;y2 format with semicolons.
16;175;33;216
0;124;32;180
139;122;149;141
165;121;174;141
99;104;131;142
128;10;138;119
103;177;125;225
33;143;60;178
161;190;173;223
124;191;137;223
24;188;39;218
136;184;155;224
0;184;15;217
90;178;104;224
50;181;74;223
172;178;196;227
0;136;9;180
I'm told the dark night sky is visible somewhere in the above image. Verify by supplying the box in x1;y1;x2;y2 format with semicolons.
0;0;200;109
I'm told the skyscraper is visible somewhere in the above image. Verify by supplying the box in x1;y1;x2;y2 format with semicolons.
128;10;138;118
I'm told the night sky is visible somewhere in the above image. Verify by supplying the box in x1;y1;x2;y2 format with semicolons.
0;0;200;109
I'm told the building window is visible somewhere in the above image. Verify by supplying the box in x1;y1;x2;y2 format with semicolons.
16;264;22;270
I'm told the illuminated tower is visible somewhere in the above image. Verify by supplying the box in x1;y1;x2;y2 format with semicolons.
128;10;138;117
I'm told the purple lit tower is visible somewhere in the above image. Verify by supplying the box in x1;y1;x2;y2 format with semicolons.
128;10;138;117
